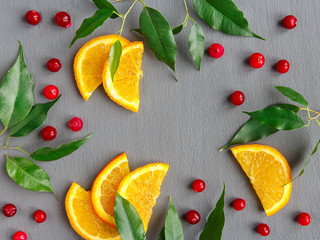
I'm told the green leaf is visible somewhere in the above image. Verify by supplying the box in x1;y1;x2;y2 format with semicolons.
244;106;305;130
139;7;177;72
163;197;184;240
0;42;34;128
221;104;300;150
132;28;142;35
69;9;114;48
288;139;320;184
109;40;122;81
172;24;184;35
6;155;55;194
30;133;93;161
92;0;118;18
114;192;146;240
275;86;308;107
199;183;225;240
188;23;204;70
9;96;61;137
193;0;264;40
158;228;165;240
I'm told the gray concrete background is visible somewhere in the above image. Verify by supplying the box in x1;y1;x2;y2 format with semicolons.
0;0;319;239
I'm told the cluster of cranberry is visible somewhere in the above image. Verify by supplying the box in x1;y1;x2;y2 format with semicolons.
25;10;83;141
208;15;298;107
3;203;46;240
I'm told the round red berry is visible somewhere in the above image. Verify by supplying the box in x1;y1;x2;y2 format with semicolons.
55;12;72;28
257;223;270;236
298;212;312;226
209;43;224;59
249;53;265;68
25;10;41;25
232;198;246;211
13;231;27;240
33;209;47;223
43;85;59;100
282;15;297;29
41;126;57;141
68;117;84;132
185;210;201;225
276;59;290;74
47;58;62;72
3;204;17;217
230;91;245;106
192;179;205;193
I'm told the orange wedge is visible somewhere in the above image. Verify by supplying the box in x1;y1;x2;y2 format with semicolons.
102;41;144;112
74;35;130;100
91;153;130;227
231;144;292;216
117;163;169;231
65;182;120;240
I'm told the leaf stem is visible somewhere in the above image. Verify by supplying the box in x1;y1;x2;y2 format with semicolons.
5;136;10;147
138;0;146;7
0;145;30;156
0;127;7;136
118;0;139;37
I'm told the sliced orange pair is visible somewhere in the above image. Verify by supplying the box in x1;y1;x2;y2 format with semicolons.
231;144;292;216
74;35;144;112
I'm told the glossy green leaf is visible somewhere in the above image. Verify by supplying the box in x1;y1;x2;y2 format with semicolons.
199;183;225;240
244;106;305;130
193;0;264;40
0;42;34;128
288;139;320;185
114;192;146;240
9;96;61;137
221;104;300;150
275;86;308;107
92;0;118;18
172;24;184;35
188;23;204;70
163;197;184;240
158;228;165;240
139;7;177;72
30;133;93;161
70;9;114;48
109;40;122;81
6;155;55;194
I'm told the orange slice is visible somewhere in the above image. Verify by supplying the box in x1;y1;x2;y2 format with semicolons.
117;163;169;231
231;144;292;216
65;182;120;240
74;35;130;100
91;153;130;227
102;41;144;112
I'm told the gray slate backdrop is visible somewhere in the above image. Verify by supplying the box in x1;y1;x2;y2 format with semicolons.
0;0;319;239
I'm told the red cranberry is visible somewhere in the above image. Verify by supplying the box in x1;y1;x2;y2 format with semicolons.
192;179;205;193
257;223;270;236
209;43;224;59
13;231;27;240
185;210;201;225
282;15;297;29
43;85;59;100
68;117;83;132
276;59;290;74
55;12;72;28
232;198;246;211
33;209;47;223
3;204;17;217
230;91;245;106
41;126;57;141
249;53;265;68
47;58;62;72
25;10;41;25
298;212;312;226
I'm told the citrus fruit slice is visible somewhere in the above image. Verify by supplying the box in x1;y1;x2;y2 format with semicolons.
102;41;144;112
231;144;292;216
65;182;120;240
117;163;169;231
91;153;130;227
74;35;130;101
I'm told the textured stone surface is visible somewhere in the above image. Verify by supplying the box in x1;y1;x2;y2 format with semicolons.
0;0;319;239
